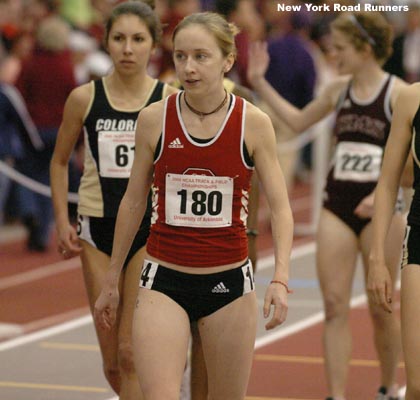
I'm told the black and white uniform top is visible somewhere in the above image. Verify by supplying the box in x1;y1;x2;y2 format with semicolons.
408;103;420;227
78;78;165;218
324;74;395;208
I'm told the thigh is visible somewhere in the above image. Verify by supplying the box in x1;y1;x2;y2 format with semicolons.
316;208;359;302
118;247;145;343
80;240;120;363
132;288;191;397
198;291;258;400
401;265;420;380
80;240;118;308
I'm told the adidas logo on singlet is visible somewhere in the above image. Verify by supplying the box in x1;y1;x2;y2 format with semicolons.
211;282;230;293
168;137;184;148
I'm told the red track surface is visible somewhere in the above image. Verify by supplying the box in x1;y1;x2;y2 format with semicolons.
0;181;406;399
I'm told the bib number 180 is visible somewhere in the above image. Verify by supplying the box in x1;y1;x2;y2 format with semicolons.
177;189;222;216
165;173;233;228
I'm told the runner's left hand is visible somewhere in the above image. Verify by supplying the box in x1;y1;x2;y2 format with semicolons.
263;283;288;330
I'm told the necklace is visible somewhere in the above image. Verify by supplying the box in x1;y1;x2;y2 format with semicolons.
184;90;228;121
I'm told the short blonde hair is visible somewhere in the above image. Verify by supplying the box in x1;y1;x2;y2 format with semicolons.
172;12;239;58
36;16;70;52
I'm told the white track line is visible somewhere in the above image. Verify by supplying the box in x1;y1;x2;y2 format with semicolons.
0;323;24;341
0;257;81;290
0;243;314;352
22;307;90;333
1;241;406;398
0;315;92;351
255;293;368;349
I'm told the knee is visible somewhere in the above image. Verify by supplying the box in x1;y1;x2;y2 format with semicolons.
118;341;136;376
323;294;348;322
369;304;392;329
141;387;180;400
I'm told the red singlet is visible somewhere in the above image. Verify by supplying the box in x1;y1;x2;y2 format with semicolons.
146;92;253;267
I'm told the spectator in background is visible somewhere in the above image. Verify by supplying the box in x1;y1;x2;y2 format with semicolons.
16;15;76;251
256;3;317;190
157;0;202;81
0;31;34;84
21;0;59;33
384;4;420;83
68;30;101;85
59;0;93;30
0;0;24;58
86;0;120;47
215;0;265;87
0;0;8;63
0;82;43;225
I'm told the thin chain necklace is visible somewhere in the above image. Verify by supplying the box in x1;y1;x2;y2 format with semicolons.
184;90;228;121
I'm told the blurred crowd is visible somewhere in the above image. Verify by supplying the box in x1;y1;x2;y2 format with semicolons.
1;0;420;251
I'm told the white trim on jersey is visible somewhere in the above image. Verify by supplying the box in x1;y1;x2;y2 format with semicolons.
384;75;395;123
175;91;236;147
154;95;170;164
412;128;420;169
239;98;254;171
349;73;389;106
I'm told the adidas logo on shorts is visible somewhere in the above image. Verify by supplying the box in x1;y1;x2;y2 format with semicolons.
211;282;230;293
168;137;184;149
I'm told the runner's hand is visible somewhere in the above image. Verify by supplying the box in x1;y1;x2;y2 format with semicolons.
57;224;82;259
354;192;375;219
263;283;288;330
367;260;393;313
247;41;270;88
94;281;120;330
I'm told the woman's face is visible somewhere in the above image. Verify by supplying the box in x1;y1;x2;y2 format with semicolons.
331;28;366;76
106;14;154;76
173;24;233;94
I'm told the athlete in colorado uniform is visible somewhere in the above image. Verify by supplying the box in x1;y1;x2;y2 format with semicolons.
248;11;407;400
94;12;293;400
50;2;176;399
369;83;420;400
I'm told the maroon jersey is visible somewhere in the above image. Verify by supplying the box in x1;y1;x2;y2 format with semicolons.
146;92;253;267
324;75;394;208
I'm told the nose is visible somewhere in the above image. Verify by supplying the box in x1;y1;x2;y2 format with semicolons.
184;56;196;73
123;39;133;54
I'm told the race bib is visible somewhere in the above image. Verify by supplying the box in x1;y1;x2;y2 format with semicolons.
165;173;233;228
333;141;383;182
98;131;135;178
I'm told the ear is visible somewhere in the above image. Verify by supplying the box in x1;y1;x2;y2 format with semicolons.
223;53;235;73
361;42;373;59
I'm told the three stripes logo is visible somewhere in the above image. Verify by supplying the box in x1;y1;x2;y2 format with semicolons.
168;137;184;148
211;282;230;293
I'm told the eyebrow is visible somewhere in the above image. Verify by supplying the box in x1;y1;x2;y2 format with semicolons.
174;48;211;52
